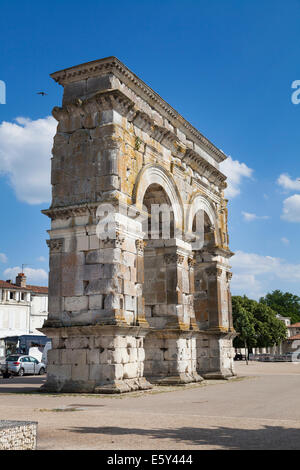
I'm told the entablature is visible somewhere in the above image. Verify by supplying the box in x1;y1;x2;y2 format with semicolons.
50;57;227;166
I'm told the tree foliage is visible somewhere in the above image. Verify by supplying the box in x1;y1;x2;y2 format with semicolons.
232;295;287;349
259;290;300;324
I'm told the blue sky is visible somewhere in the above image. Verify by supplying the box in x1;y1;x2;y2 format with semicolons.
0;0;299;298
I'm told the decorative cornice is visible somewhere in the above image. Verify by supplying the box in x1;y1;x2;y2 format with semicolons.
50;56;227;164
42;202;99;220
183;149;226;189
50;83;227;188
52;89;135;122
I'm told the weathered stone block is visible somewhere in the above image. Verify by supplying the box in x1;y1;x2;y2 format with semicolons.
64;296;89;312
123;362;138;379
89;294;104;310
87;349;100;365
47;364;72;380
41;57;235;393
71;364;89;381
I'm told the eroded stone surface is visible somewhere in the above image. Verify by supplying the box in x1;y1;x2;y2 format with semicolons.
0;421;37;450
41;57;236;393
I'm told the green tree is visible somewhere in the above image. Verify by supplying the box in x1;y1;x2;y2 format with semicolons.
232;295;287;356
259;290;300;324
253;302;287;347
232;296;257;361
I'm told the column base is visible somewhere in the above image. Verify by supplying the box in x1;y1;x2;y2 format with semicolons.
144;329;201;385
40;379;96;394
39;324;152;394
196;330;236;379
94;377;152;394
149;371;203;386
40;377;153;394
202;370;237;380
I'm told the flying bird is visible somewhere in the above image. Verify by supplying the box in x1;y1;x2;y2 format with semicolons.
37;92;48;96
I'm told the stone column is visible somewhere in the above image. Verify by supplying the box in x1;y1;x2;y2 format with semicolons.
226;271;234;332
193;254;236;379
41;206;153;393
206;265;224;330
143;243;201;384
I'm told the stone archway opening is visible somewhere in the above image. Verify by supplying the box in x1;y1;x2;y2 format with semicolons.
141;183;201;385
142;183;175;327
192;210;217;330
190;208;235;379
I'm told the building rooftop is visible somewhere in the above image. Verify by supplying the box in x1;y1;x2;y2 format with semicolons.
0;280;48;295
287;334;300;341
288;323;300;328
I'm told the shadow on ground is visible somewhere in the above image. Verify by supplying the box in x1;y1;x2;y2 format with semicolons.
0;376;45;393
62;424;300;450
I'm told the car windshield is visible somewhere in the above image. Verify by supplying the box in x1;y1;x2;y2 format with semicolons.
6;355;21;362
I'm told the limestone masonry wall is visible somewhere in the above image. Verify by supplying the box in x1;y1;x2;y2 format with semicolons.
40;57;236;393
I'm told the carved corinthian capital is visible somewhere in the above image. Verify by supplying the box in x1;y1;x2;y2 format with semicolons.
136;239;146;256
164;253;185;265
46;238;64;253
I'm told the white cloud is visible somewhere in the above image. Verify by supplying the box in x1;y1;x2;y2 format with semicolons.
231;250;300;299
281;194;300;222
242;211;270;222
230;272;264;300
0;253;7;263
277;173;300;192
220;156;253;198
0;116;56;204
37;256;46;262
3;266;48;285
281;237;290;245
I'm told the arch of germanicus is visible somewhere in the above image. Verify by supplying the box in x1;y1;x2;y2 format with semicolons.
41;57;236;393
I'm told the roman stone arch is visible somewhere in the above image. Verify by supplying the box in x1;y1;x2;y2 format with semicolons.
186;193;220;246
133;163;184;234
41;57;236;394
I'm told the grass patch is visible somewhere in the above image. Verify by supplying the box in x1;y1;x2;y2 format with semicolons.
38;407;83;412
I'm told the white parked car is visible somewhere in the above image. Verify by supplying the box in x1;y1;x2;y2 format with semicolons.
1;355;46;378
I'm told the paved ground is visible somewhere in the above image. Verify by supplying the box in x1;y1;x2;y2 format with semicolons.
1;361;300;450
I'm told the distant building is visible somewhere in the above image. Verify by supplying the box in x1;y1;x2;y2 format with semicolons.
251;317;300;356
276;314;291;328
281;322;300;354
250;314;291;356
0;273;48;338
287;322;300;338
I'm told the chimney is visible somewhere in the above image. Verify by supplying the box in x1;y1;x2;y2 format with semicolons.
16;273;27;288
